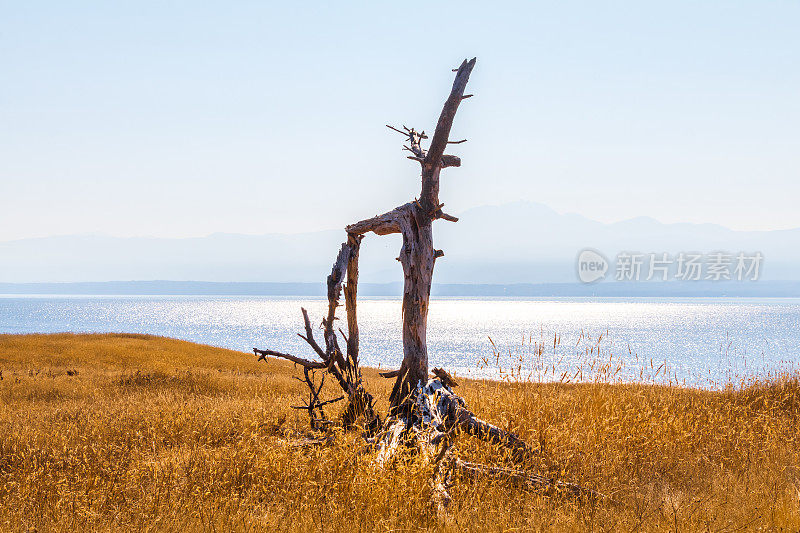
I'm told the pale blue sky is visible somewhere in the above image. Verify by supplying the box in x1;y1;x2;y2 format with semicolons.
2;1;798;240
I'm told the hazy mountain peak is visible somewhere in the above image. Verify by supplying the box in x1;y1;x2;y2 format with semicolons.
1;202;799;283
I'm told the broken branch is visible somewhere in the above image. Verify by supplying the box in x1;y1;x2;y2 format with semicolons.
425;58;476;169
345;204;411;236
454;460;599;500
253;348;326;369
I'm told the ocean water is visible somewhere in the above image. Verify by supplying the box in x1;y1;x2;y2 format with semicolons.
2;295;799;388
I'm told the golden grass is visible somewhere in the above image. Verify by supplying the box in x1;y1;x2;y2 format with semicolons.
1;333;799;531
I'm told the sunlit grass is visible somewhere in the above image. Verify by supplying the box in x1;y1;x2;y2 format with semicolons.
1;333;799;531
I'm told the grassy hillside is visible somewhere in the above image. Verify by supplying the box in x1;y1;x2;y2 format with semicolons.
1;333;799;531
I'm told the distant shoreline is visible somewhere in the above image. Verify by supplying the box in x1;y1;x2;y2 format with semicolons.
2;280;800;297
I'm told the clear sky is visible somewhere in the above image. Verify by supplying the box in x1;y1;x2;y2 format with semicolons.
2;1;798;241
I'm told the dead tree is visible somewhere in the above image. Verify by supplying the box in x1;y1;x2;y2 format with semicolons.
253;58;597;511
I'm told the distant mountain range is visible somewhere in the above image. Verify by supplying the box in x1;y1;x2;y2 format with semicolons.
1;202;798;289
3;280;800;297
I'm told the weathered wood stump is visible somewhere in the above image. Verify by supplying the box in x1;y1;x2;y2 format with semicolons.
252;58;599;513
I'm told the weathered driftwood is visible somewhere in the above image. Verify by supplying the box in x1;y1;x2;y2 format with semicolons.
255;238;381;433
252;58;598;511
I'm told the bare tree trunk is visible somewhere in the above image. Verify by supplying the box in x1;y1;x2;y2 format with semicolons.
389;208;434;413
349;58;476;414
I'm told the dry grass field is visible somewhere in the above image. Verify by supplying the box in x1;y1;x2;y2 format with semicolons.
1;333;799;531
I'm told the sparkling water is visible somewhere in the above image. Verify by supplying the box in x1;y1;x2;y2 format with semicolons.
2;295;799;388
